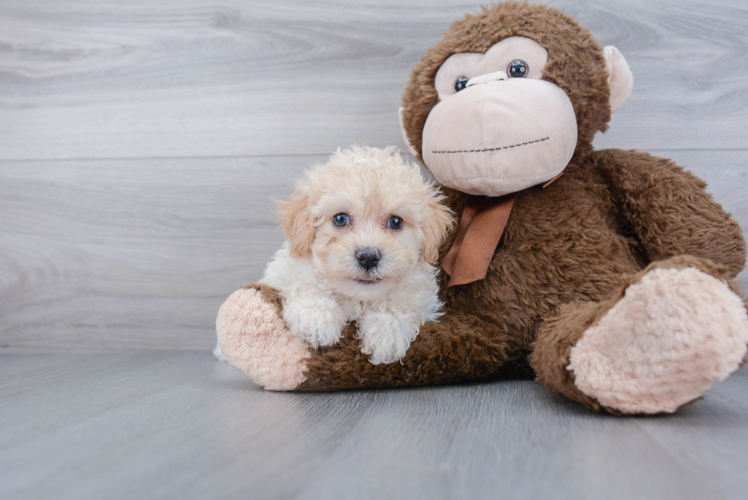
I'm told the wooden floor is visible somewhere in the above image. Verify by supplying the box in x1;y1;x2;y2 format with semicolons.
2;1;748;499
2;351;748;500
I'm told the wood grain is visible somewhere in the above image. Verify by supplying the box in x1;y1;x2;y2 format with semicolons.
0;0;746;161
0;155;318;350
0;150;745;351
2;351;748;499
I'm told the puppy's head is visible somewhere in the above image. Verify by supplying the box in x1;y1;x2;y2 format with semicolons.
277;146;453;300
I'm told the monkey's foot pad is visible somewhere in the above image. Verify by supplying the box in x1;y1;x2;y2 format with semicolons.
569;267;748;414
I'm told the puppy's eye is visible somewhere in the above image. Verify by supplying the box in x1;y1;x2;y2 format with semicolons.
454;76;469;92
387;215;404;230
333;213;350;227
507;59;528;78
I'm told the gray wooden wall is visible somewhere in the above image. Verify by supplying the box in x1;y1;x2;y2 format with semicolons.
1;0;746;351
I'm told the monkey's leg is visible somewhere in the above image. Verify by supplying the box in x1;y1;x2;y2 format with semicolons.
216;284;520;391
530;255;748;414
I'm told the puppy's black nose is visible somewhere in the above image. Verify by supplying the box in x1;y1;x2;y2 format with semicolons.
356;248;381;270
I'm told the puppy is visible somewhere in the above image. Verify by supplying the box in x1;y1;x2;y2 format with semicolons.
260;146;453;364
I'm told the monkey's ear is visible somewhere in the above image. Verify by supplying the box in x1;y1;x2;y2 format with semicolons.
422;198;455;265
275;193;315;259
398;107;420;158
603;46;634;113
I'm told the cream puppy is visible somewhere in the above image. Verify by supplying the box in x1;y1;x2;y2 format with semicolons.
259;146;453;364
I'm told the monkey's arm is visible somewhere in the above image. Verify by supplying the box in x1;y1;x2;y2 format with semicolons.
592;149;746;277
299;307;528;390
216;284;527;391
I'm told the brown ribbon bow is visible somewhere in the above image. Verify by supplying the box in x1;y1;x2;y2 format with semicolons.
441;173;563;287
441;194;516;287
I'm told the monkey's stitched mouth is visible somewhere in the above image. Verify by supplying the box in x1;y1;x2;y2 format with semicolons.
431;136;550;154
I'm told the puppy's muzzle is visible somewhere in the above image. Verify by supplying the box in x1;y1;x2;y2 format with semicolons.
355;247;381;271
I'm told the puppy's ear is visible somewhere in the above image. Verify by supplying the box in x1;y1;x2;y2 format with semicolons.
421;197;454;264
276;192;315;259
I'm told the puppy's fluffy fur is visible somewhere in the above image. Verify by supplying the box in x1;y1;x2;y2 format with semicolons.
260;146;453;364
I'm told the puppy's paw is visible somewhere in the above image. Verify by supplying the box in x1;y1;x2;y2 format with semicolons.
283;299;346;349
359;313;419;365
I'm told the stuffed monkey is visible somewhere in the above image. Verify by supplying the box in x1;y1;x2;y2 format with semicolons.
217;2;748;414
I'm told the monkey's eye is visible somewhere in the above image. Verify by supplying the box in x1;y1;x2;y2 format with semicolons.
508;59;529;78
333;213;350;227
454;76;469;92
387;215;404;230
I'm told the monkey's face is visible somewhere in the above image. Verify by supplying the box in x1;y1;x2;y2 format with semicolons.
422;37;577;197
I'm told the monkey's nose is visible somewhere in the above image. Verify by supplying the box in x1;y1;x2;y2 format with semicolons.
355;248;381;271
467;70;508;87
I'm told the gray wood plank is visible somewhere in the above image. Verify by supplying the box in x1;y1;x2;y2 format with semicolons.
0;155;321;350
1;351;748;499
1;150;745;350
0;0;746;161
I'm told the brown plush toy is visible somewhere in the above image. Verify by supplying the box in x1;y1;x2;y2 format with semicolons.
216;2;748;414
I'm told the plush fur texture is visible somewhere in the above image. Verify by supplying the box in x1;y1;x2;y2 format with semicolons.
216;2;748;414
260;147;453;365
